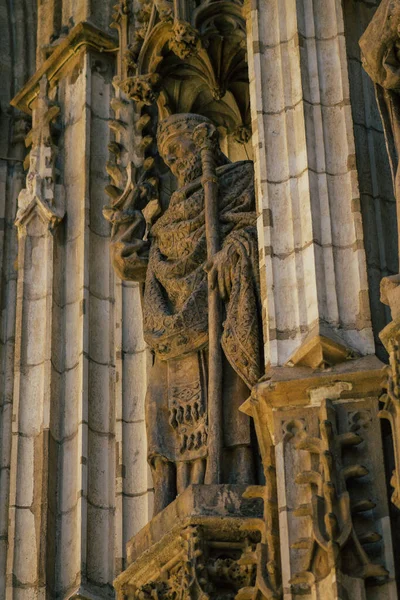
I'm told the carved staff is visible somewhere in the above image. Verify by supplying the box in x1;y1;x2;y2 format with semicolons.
193;122;223;484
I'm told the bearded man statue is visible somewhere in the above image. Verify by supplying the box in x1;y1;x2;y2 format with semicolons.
109;113;263;515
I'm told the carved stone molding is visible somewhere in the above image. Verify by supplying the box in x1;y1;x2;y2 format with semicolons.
10;21;117;114
15;76;65;233
241;357;396;599
114;485;264;600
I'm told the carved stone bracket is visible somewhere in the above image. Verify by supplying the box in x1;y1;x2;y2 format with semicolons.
114;485;263;600
15;76;65;233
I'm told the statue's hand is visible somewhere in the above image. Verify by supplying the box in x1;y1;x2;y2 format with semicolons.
204;244;239;301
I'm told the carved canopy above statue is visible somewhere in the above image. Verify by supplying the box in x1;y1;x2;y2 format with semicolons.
112;0;250;140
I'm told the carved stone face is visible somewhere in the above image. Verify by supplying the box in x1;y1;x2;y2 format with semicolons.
159;131;202;186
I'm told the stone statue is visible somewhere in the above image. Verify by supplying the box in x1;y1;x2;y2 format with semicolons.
360;0;400;207
107;113;263;514
360;1;400;314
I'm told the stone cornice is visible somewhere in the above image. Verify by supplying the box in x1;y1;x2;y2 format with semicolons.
11;21;118;114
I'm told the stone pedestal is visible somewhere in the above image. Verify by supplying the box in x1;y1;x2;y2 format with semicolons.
241;357;398;600
114;485;264;600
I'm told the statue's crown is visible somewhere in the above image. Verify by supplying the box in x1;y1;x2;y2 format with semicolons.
157;113;213;152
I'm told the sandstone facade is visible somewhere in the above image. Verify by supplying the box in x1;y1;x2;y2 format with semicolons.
0;1;399;599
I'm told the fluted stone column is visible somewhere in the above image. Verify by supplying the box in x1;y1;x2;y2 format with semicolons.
243;1;398;598
245;0;374;368
4;7;154;597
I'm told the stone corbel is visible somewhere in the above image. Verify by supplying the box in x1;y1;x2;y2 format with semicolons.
114;485;264;600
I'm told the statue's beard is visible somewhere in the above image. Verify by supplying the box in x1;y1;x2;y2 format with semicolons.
178;157;202;185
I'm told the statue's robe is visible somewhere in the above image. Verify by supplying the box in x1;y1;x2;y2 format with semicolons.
110;160;262;467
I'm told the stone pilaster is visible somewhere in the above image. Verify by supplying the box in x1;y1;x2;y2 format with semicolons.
244;0;374;368
7;77;65;599
242;359;398;599
6;19;145;600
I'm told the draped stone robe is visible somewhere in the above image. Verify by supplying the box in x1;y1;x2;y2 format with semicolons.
110;160;262;467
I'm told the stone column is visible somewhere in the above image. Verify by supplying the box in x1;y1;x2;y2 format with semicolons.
245;0;374;368
6;77;65;599
243;1;398;598
0;2;36;597
5;16;153;599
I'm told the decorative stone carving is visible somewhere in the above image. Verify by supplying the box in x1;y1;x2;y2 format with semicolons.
107;112;262;515
379;321;400;510
237;484;282;600
114;485;263;600
360;1;400;324
291;399;388;593
107;3;160;228
361;0;400;516
169;21;201;59
119;73;161;106
241;357;396;599
110;0;251;141
15;76;65;231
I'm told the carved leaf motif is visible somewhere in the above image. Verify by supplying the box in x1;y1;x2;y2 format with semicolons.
291;399;388;588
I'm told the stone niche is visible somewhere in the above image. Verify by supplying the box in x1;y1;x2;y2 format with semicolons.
114;485;264;599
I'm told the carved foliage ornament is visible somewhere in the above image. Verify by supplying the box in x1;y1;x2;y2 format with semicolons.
15;76;65;232
127;526;255;600
291;400;387;591
169;20;201;60
119;73;161;106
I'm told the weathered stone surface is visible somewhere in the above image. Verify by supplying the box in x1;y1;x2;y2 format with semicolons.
106;111;263;515
115;484;263;599
1;1;400;600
